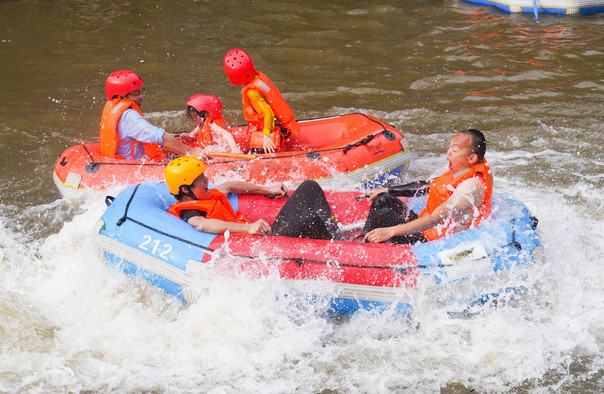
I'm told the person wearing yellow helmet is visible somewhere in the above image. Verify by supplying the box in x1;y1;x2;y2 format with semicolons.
165;156;341;239
166;156;282;235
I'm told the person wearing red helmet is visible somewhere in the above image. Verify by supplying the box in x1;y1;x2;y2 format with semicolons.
100;70;202;160
224;49;300;154
182;94;240;153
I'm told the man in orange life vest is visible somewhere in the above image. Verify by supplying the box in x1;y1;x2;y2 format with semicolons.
166;156;342;239
100;70;202;160
363;129;493;244
223;49;300;154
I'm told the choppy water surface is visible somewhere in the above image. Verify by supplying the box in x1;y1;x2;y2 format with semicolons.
0;0;603;392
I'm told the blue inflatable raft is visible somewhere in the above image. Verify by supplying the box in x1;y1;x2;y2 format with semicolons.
97;182;542;316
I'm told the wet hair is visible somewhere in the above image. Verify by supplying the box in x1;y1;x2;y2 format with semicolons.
186;106;209;121
175;184;195;202
459;128;486;163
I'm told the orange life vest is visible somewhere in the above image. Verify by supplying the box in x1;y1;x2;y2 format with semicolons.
247;126;283;151
100;98;166;160
194;116;231;148
168;189;249;224
419;160;493;241
242;72;300;139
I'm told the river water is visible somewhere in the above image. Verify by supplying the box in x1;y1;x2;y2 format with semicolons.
1;0;603;392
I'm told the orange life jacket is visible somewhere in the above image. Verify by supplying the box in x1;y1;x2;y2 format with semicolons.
168;189;249;224
247;126;283;151
194;116;231;148
100;98;166;160
242;72;300;139
419;160;493;241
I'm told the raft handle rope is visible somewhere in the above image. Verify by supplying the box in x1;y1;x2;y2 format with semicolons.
115;184;139;226
265;185;289;199
343;134;375;155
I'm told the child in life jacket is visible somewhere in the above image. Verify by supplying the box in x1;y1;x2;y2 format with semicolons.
223;49;300;154
182;94;241;153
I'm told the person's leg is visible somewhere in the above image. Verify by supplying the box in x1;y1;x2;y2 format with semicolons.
271;180;340;240
389;230;426;245
362;193;425;244
362;193;411;234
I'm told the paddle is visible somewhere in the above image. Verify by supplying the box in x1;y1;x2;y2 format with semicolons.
204;152;258;160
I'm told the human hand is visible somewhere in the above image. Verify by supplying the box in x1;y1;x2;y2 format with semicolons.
247;219;271;235
368;188;388;201
364;227;395;243
266;183;287;198
188;147;206;161
180;132;196;144
263;134;277;154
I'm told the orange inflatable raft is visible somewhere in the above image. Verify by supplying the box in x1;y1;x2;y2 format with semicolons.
53;113;412;200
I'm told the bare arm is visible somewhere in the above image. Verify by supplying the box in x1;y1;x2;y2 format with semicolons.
215;181;287;197
364;177;485;243
366;181;431;201
162;132;205;157
187;216;271;235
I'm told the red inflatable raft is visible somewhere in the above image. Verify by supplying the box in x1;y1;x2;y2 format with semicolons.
54;113;412;200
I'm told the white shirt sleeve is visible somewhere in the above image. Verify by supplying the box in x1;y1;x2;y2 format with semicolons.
116;109;165;159
446;177;486;224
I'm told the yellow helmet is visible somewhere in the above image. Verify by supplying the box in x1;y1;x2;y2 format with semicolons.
165;156;207;195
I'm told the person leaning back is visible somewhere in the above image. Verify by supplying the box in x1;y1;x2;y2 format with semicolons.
165;156;341;240
363;128;493;244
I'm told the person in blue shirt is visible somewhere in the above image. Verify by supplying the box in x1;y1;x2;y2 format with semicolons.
100;70;202;160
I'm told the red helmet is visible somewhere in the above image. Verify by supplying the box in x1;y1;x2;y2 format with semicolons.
223;49;257;85
186;94;222;119
105;70;144;100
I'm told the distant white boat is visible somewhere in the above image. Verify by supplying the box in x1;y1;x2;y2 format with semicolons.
464;0;604;15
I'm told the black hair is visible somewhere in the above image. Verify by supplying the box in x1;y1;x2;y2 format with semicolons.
186;106;209;121
460;128;486;163
175;184;196;202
